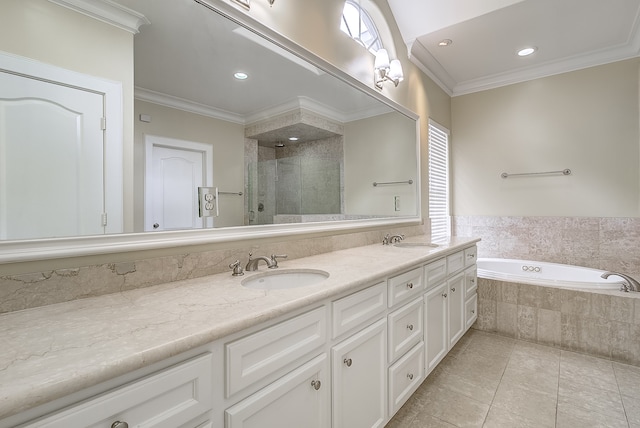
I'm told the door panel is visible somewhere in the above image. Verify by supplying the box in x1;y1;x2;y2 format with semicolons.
0;71;104;239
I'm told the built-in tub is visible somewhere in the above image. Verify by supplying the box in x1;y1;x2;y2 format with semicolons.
477;258;623;290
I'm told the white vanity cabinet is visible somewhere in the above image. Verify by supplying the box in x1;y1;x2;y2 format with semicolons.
21;354;214;428
332;319;387;428
331;283;387;428
424;246;478;374
224;354;329;428
8;242;480;428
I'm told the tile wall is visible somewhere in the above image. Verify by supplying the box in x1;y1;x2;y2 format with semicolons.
0;223;427;314
475;278;640;366
454;216;640;278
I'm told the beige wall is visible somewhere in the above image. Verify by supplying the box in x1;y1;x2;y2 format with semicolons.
133;101;245;230
451;59;640;217
344;112;418;216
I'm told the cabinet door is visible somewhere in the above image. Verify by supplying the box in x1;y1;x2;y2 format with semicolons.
225;354;329;428
448;273;465;348
332;318;386;428
424;282;448;374
24;354;213;428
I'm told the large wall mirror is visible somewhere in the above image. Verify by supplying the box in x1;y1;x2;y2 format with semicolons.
0;0;419;262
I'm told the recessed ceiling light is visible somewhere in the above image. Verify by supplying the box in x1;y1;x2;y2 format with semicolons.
517;47;537;57
274;142;285;147
288;137;299;141
234;71;248;80
438;39;453;47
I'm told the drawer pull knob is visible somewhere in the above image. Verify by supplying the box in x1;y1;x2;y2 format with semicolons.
442;293;447;298
407;282;414;289
311;380;322;390
111;422;129;428
407;373;414;380
468;254;475;258
470;278;475;283
344;358;352;367
451;287;456;292
471;309;475;314
407;324;414;331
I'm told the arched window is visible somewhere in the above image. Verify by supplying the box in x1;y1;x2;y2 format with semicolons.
340;0;383;54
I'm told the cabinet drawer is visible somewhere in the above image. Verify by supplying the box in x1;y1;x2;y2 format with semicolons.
446;251;465;275
424;258;446;290
465;294;478;330
332;282;386;339
464;266;477;298
26;354;213;428
388;267;423;307
225;353;329;428
388;298;423;363
226;307;326;397
464;246;477;267
388;342;424;416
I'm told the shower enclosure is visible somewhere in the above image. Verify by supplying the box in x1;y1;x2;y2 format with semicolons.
248;156;342;225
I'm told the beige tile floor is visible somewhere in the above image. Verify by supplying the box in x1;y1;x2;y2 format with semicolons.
386;329;640;428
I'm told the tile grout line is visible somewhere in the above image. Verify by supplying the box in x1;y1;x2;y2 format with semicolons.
612;362;632;428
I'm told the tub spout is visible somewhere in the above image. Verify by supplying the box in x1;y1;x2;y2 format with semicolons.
601;272;640;292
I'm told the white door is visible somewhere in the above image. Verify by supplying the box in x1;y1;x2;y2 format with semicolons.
424;282;448;374
0;70;105;240
448;273;466;348
332;318;387;428
144;135;213;231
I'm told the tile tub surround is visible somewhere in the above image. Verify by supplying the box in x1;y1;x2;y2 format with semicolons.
0;236;477;421
453;215;640;279
386;329;640;428
474;278;640;366
0;223;427;314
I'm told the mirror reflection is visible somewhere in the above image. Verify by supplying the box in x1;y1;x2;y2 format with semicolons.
0;0;418;241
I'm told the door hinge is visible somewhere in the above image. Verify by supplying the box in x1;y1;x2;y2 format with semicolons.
100;117;106;130
101;212;108;227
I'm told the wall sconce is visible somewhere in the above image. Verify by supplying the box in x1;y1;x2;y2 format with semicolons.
374;49;404;90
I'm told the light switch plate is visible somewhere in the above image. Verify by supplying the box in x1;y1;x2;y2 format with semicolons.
198;187;218;217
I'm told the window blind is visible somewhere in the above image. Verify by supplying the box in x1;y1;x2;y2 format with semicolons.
428;120;450;240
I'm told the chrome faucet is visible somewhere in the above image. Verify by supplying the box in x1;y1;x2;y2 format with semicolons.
601;271;640;292
245;253;288;271
382;234;405;245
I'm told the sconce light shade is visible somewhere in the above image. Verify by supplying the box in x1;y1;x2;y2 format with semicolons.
374;49;390;70
388;59;404;82
374;50;403;90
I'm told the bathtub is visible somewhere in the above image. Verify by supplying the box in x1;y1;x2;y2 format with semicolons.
477;258;623;290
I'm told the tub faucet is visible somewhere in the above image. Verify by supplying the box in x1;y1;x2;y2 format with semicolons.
245;253;276;271
601;272;640;292
383;234;405;245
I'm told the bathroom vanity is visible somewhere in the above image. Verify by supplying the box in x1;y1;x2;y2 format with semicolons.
0;238;478;428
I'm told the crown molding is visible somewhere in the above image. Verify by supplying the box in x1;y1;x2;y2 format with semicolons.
48;0;150;34
135;87;246;124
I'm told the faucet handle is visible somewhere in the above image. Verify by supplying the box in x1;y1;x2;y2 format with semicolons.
270;254;288;268
229;260;244;276
382;234;390;245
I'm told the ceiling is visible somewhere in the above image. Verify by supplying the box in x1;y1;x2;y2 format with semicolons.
387;0;640;96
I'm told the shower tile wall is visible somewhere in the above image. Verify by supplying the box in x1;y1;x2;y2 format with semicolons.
453;216;640;278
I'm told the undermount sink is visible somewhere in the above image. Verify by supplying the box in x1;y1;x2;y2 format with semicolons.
241;269;330;290
393;242;439;248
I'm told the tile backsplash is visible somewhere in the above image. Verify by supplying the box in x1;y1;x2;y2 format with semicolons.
454;216;640;278
0;224;426;314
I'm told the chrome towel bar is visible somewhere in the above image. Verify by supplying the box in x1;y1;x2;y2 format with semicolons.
500;169;571;179
372;179;413;187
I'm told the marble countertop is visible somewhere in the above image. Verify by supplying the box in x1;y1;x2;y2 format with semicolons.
0;237;478;421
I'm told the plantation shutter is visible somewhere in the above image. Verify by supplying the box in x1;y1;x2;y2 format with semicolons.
428;120;450;240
